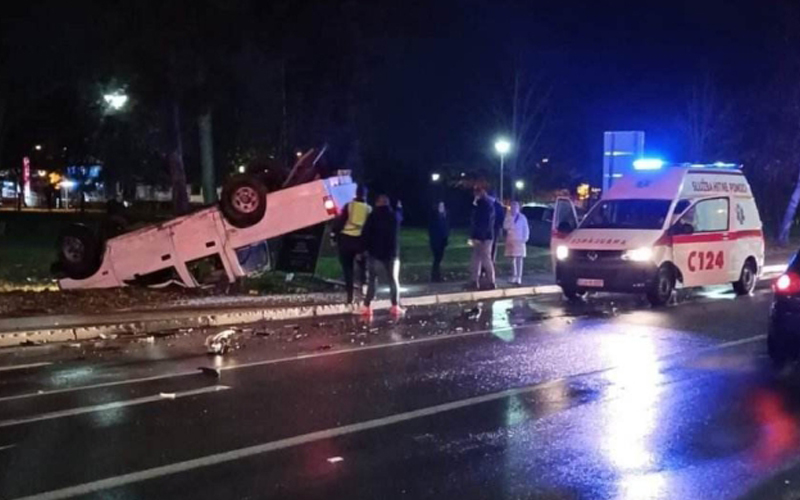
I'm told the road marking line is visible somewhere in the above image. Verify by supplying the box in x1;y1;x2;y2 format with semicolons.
0;386;229;428
0;362;52;372
0;444;16;451
8;334;766;500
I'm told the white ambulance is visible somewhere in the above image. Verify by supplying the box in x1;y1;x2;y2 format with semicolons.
551;161;764;306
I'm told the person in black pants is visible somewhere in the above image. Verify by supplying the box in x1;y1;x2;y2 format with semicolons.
490;191;506;262
428;201;449;282
331;185;371;306
361;195;404;318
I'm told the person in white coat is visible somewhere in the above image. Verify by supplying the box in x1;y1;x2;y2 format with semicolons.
503;201;530;284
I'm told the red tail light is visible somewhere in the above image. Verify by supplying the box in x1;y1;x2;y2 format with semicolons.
323;196;337;216
775;272;800;294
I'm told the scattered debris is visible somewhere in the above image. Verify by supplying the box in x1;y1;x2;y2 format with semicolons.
21;340;44;347
68;343;82;349
98;333;118;340
317;344;333;351
327;456;344;464
138;336;155;344
455;327;464;332
205;329;237;355
198;367;221;378
285;273;295;282
159;392;177;400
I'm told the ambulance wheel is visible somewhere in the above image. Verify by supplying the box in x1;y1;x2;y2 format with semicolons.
56;224;102;280
733;259;757;296
220;175;268;228
562;286;586;301
647;265;674;307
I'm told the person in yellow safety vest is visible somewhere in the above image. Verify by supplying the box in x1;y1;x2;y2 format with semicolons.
331;184;372;306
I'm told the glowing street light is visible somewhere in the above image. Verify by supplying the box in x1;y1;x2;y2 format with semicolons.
431;172;441;182
34;144;42;151
238;165;246;174
494;138;511;201
515;180;525;190
103;91;129;111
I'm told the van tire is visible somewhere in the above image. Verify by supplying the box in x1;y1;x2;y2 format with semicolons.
647;265;674;307
56;224;102;280
220;175;268;228
562;286;585;301
733;259;757;296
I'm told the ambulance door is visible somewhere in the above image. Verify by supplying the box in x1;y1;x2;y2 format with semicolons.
671;197;731;287
550;197;579;266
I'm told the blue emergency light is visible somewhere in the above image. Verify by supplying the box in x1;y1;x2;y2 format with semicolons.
632;158;664;170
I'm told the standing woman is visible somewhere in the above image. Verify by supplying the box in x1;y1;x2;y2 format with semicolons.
428;201;449;282
503;201;530;284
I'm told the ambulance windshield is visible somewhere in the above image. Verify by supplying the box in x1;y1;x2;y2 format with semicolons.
581;199;671;230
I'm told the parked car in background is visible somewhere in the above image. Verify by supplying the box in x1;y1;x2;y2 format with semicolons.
53;149;357;289
769;251;800;368
521;203;554;247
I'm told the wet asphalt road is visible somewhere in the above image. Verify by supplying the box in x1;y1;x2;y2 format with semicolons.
1;286;800;499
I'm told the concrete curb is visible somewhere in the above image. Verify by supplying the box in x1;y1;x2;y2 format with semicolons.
0;284;563;348
0;270;786;349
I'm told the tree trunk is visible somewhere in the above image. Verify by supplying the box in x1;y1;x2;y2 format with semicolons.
170;99;190;214
198;109;216;203
778;165;800;245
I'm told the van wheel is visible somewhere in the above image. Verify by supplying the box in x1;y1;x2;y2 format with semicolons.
562;286;586;301
733;259;757;296
56;224;102;280
647;265;674;307
220;175;268;228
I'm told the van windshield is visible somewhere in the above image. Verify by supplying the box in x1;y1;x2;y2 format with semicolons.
580;199;671;230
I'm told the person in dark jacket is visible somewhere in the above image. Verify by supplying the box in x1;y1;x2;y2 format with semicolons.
469;186;496;289
428;201;449;282
361;195;404;317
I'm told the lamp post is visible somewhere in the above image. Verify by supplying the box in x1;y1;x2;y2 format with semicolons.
494;138;511;202
103;91;128;111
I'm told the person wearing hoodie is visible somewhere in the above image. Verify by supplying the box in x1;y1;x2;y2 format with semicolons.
361;194;404;318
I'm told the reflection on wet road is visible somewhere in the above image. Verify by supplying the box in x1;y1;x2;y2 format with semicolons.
2;288;800;499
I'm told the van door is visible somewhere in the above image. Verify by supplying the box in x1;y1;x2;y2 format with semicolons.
550;197;579;265
671;197;731;287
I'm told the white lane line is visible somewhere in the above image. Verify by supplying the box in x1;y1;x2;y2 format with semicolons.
9;334;765;500
0;326;507;403
0;362;53;373
0;444;16;452
0;386;229;428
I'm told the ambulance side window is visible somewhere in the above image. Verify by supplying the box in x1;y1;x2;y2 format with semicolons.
673;200;691;217
679;198;729;233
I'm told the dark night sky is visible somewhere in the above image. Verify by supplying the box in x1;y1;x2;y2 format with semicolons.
1;0;787;190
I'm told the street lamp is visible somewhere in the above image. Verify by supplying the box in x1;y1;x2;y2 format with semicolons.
515;180;525;191
103;91;128;111
34;144;42;151
431;172;441;182
494;138;511;201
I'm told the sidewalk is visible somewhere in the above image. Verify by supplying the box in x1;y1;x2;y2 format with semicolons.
0;255;793;348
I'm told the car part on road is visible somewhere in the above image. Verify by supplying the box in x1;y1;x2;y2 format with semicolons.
561;286;586;301
733;259;757;295
206;329;237;355
220;175;269;228
56;224;102;280
647;265;675;307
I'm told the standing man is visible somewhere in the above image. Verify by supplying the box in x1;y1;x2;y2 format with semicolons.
428;201;449;282
361;195;404;318
331;184;371;306
469;186;496;290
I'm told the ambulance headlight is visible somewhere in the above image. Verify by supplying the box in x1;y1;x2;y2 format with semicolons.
556;245;569;261
622;247;653;262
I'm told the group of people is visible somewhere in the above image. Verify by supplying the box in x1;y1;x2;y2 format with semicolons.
466;185;530;289
330;185;404;318
332;183;531;317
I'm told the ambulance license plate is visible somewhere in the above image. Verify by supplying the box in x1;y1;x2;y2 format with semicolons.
577;278;604;288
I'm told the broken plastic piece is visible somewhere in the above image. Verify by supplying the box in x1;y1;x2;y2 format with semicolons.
159;392;177;399
327;456;344;463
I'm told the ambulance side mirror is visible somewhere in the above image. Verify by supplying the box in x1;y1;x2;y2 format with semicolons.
557;221;574;234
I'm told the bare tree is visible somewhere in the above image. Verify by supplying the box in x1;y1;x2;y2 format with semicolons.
679;71;732;163
488;64;551;200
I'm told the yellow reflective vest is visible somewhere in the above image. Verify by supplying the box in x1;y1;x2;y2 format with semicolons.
341;201;371;237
